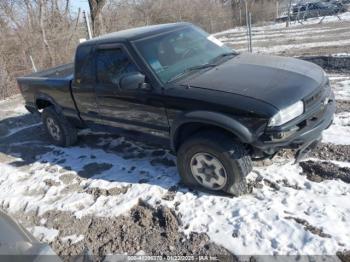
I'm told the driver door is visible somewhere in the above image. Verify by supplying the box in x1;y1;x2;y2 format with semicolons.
94;44;169;137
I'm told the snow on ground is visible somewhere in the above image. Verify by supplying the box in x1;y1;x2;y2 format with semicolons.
61;234;84;244
29;226;59;243
220;27;349;46
0;75;350;255
214;11;350;37
214;12;350;56
332;79;350;101
323;116;350;145
177;162;350;255
241;39;350;55
0;142;349;255
320;75;350;144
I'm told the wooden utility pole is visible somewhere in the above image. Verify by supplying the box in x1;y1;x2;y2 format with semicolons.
83;10;93;39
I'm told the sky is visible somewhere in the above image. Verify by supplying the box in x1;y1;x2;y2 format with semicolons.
70;0;90;12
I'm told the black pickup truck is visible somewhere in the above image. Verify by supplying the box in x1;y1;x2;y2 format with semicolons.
17;23;335;195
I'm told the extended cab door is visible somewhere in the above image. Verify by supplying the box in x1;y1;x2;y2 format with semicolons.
93;44;169;137
71;45;99;123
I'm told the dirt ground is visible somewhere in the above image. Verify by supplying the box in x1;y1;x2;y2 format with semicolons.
336;100;350;113
14;200;232;259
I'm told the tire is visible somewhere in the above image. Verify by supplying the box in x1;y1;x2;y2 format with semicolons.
42;106;77;147
177;131;252;196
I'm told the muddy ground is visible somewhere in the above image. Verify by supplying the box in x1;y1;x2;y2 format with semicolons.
337;100;350;113
299;160;350;183
14;200;232;259
1;95;350;258
310;143;350;162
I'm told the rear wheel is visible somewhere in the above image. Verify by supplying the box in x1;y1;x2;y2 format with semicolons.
42;107;77;147
177;131;252;196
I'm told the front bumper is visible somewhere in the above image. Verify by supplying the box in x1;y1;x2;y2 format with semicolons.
253;91;336;155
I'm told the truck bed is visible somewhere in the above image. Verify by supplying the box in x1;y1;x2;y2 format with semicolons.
17;63;78;119
20;63;74;80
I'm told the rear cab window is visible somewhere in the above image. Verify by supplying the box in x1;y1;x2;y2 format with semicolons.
74;45;94;86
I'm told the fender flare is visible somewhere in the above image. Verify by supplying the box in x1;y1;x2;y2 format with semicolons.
170;111;254;151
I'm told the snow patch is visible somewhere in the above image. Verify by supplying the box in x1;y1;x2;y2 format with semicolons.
61;234;84;244
29;226;59;243
323;113;350;145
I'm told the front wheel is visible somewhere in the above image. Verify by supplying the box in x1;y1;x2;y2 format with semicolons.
177;131;252;196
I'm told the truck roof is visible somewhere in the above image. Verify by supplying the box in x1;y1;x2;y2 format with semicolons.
79;22;190;47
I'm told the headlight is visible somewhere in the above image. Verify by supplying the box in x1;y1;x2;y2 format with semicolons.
268;100;304;127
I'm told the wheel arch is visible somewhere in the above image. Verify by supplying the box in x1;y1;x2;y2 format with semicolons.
171;111;254;152
35;93;62;113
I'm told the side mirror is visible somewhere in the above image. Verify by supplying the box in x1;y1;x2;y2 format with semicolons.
120;72;151;90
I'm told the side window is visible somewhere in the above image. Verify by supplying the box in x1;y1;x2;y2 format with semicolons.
96;48;138;86
75;45;94;86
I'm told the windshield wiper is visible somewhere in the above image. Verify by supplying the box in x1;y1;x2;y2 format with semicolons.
166;52;238;83
210;51;238;63
186;63;217;71
167;63;216;83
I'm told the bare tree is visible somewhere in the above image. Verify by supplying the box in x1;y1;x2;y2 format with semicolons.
0;0;84;99
38;0;55;65
88;0;106;36
0;0;285;100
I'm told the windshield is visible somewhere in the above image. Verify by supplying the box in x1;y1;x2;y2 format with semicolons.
134;26;234;83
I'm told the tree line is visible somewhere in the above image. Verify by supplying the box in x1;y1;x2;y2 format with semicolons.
0;0;281;99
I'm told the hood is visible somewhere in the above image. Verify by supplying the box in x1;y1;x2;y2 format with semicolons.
179;53;325;110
